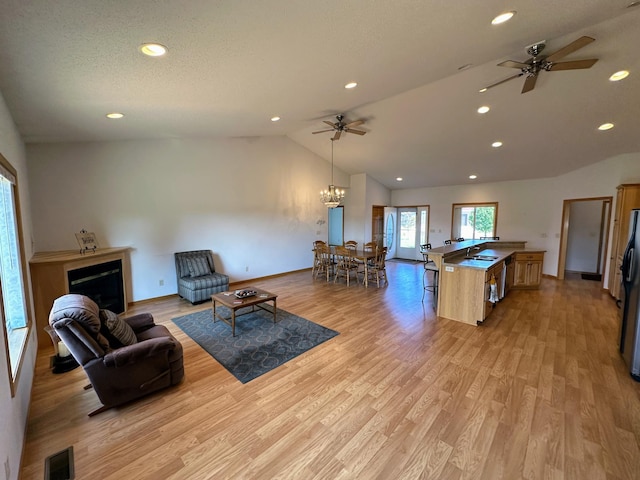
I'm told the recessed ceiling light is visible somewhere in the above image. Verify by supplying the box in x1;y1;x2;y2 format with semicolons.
479;87;488;93
458;64;473;71
106;112;124;119
491;11;516;25
627;1;640;8
396;177;403;182
598;123;614;131
139;43;168;57
609;70;630;81
469;175;477;180
270;116;281;122
492;141;503;148
344;82;358;89
477;106;490;114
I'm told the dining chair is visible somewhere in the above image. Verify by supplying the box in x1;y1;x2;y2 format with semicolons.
334;245;359;286
420;243;439;302
357;241;378;276
366;246;388;287
363;241;377;252
444;239;452;245
344;240;358;251
314;243;333;281
312;240;327;277
456;237;465;242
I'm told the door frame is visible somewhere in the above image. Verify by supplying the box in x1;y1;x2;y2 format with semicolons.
557;196;612;283
394;205;430;260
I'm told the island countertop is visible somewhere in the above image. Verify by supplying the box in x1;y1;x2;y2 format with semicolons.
427;239;546;326
442;247;546;270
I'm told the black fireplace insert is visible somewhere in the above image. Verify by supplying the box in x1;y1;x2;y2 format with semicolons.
67;259;124;313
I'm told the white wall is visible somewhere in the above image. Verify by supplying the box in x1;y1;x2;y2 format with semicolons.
343;173;391;246
392;152;640;286
27;137;350;301
566;200;603;273
0;91;37;480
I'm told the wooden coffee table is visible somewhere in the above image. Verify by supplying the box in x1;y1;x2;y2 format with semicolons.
211;287;278;336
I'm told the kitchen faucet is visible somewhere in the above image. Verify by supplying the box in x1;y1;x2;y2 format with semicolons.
466;246;481;257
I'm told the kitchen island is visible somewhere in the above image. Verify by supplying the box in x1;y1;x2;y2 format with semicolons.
427;240;545;326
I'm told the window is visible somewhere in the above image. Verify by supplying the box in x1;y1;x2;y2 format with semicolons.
399;210;416;249
452;202;498;240
0;154;30;396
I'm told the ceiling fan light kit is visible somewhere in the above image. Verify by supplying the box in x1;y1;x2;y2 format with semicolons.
484;36;599;94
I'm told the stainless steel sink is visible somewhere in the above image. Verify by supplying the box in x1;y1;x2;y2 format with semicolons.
474;255;499;261
462;255;499;261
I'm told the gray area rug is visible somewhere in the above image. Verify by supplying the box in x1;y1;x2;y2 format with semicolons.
172;306;339;383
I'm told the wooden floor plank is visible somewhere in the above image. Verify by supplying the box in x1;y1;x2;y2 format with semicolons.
19;262;640;479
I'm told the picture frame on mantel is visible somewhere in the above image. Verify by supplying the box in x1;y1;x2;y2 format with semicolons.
75;230;98;254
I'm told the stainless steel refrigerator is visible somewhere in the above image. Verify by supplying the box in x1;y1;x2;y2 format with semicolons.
620;208;640;381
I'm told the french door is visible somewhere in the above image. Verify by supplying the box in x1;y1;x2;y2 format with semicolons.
396;206;429;260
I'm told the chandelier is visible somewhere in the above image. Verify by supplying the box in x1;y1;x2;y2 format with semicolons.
320;139;345;208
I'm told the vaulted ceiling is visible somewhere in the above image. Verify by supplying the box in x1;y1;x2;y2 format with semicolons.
0;1;638;189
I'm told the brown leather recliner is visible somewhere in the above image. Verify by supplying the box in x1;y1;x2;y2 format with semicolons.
49;294;184;416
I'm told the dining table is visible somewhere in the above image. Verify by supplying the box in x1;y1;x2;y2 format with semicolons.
313;245;378;287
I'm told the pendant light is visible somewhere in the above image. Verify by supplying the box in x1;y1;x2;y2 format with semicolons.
320;139;345;208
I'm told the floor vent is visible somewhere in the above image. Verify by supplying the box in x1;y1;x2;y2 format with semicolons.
44;446;74;480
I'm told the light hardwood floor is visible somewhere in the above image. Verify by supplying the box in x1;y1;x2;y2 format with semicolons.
20;262;640;479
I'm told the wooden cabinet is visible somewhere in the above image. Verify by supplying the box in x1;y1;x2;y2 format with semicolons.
505;257;515;294
439;260;505;325
608;184;640;300
512;252;544;288
435;241;544;326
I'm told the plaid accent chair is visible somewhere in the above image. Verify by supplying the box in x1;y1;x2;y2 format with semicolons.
174;250;230;304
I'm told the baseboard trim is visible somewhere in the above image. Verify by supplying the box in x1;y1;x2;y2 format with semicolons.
128;268;312;307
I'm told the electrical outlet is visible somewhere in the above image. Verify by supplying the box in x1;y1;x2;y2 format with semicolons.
159;279;164;286
541;233;547;238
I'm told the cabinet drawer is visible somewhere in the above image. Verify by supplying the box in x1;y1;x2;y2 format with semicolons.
514;252;544;262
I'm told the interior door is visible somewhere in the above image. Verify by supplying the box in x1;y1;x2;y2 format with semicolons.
328;206;344;246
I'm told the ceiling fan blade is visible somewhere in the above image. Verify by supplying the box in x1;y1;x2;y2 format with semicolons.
521;74;538;94
498;60;529;69
548;58;598;71
482;73;523;90
344;120;364;128
312;129;334;134
333;131;342;141
323;120;337;128
345;128;366;135
546;36;595;63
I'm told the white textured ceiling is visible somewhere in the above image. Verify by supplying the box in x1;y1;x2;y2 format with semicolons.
0;1;638;189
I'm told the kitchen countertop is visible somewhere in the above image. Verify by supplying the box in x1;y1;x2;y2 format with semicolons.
442;247;546;270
